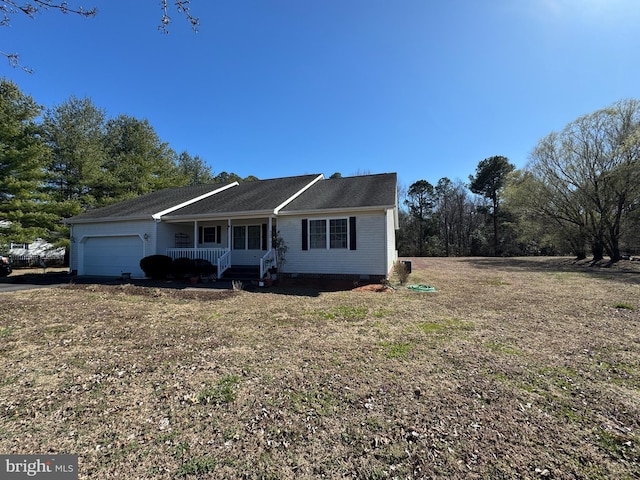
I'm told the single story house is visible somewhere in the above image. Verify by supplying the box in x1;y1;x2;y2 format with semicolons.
64;172;399;281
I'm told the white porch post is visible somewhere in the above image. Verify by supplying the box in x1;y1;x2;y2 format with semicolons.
227;218;232;250
194;221;199;252
268;216;273;250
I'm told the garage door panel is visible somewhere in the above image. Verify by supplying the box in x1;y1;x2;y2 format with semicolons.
83;236;144;276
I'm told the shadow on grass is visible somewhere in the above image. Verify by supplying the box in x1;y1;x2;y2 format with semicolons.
248;278;361;297
459;256;640;285
1;271;364;298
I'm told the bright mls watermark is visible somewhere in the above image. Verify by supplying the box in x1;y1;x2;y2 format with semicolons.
0;455;78;479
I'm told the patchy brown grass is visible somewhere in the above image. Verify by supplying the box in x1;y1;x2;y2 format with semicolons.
1;257;639;479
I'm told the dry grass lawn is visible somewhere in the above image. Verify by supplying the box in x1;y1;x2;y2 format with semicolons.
1;257;639;479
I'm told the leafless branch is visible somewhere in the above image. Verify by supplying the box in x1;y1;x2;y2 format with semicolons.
158;0;199;34
0;1;97;21
1;1;199;72
1;1;96;71
0;50;33;73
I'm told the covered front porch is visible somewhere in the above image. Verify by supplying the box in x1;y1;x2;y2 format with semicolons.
161;217;278;279
165;247;276;280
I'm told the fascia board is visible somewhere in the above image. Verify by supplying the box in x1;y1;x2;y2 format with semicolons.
273;174;324;215
62;215;153;225
276;205;394;217
152;182;239;220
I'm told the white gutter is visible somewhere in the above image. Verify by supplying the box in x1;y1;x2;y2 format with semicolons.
276;204;394;216
152;182;239;221
273;174;324;215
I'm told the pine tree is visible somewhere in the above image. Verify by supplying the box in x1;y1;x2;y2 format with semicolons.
0;79;53;248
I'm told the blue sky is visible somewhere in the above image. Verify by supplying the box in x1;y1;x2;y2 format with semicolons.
2;0;640;190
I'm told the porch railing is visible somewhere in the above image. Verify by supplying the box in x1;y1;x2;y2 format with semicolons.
260;248;276;279
217;250;231;277
166;248;228;266
166;248;232;278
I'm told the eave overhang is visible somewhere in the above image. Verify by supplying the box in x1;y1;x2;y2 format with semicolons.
63;215;154;225
276;204;396;217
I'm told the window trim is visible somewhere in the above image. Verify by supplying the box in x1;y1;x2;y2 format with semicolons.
198;226;220;244
232;224;266;250
329;218;348;249
309;219;327;249
305;217;351;250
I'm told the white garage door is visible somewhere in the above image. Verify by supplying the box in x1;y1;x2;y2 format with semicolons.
82;236;144;277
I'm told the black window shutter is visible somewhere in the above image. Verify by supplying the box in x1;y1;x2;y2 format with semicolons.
216;225;222;244
198;226;203;244
349;216;357;250
262;223;267;250
302;219;308;250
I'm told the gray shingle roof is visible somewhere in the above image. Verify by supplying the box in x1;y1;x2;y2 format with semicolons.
66;172;397;223
165;174;322;217
66;183;231;222
279;173;397;213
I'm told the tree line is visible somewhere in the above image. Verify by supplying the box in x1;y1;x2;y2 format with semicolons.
0;78;249;252
399;99;640;262
2;77;639;262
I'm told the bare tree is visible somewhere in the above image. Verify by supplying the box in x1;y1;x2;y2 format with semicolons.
434;178;477;256
527;99;640;262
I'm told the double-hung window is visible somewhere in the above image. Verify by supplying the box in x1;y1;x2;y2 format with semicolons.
309;220;327;249
307;218;349;249
329;219;348;249
233;225;264;250
199;226;218;244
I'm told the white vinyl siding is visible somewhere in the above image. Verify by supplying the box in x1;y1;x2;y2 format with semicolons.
157;222;227;251
279;212;388;276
